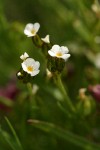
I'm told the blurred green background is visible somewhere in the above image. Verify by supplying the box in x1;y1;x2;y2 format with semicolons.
0;0;100;150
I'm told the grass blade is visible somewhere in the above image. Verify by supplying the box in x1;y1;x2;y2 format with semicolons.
28;119;100;150
5;117;23;150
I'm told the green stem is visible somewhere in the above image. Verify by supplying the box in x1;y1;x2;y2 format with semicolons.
54;73;75;113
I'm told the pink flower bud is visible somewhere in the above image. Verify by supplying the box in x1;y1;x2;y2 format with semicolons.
88;84;100;102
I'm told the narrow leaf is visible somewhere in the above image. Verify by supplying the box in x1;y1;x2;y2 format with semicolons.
28;119;100;150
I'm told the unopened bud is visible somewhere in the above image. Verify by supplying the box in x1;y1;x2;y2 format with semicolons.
88;84;100;102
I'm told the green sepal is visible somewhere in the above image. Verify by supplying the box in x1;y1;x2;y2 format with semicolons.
16;67;34;84
41;43;52;57
47;55;65;73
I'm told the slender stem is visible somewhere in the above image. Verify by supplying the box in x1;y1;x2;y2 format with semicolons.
54;73;75;113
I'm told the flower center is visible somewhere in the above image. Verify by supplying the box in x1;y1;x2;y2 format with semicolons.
31;29;36;34
27;66;34;72
56;52;62;57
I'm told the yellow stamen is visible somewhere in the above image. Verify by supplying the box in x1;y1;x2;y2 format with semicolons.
27;66;33;72
31;29;35;34
56;52;62;57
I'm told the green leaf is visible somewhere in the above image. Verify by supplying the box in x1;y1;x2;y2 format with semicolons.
0;117;23;150
4;117;23;150
0;128;17;150
0;96;14;107
28;119;100;150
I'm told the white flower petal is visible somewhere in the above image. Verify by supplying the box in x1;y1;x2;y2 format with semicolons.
21;62;27;72
34;61;40;69
26;58;35;65
61;54;71;61
51;45;60;53
41;35;50;43
24;23;34;36
33;22;40;32
48;50;56;57
27;33;35;37
31;70;40;76
24;52;29;57
61;46;69;53
24;23;34;31
24;30;34;37
17;72;22;76
20;52;29;60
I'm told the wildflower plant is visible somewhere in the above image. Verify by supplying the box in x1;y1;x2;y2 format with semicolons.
17;22;97;118
14;21;100;150
16;22;76;118
1;1;100;149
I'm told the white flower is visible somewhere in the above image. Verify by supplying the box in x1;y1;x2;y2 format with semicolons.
20;52;29;60
48;45;70;61
41;35;50;43
24;23;40;37
21;58;40;76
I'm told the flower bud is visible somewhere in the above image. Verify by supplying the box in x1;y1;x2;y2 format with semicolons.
77;88;96;116
88;84;100;102
16;69;30;83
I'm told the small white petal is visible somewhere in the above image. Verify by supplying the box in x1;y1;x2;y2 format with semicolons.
48;50;56;57
31;70;40;76
17;72;22;76
51;45;60;53
25;58;35;65
41;35;50;43
34;61;40;69
61;46;69;53
24;23;34;36
21;62;27;72
61;54;71;61
24;23;34;31
27;33;35;37
24;52;29;57
20;52;29;60
33;23;40;32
